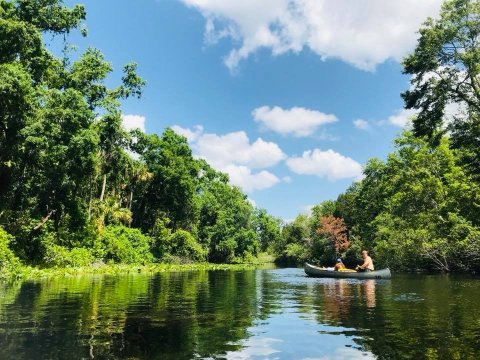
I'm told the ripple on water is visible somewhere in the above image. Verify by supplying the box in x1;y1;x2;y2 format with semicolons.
392;292;425;302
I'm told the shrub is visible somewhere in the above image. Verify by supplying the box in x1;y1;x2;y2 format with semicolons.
0;227;23;278
234;229;259;259
284;243;308;263
166;230;206;262
44;244;95;268
94;225;154;264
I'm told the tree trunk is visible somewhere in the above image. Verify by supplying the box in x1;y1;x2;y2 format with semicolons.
100;174;107;202
129;190;133;210
88;192;93;220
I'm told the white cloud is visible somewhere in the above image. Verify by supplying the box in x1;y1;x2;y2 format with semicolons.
286;148;363;181
282;176;292;183
172;125;284;192
180;0;443;71
300;204;314;215
224;165;280;192
252;106;337;137
122;114;146;132
196;131;286;168
225;337;282;360
247;197;257;207
170;124;204;142
444;102;466;124
353;119;370;130
387;108;417;127
304;346;375;360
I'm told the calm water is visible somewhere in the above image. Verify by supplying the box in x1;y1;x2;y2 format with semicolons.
0;268;479;359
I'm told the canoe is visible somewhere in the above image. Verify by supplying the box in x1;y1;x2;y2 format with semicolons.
304;262;391;279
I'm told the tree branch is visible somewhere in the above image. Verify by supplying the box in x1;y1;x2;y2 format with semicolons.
33;209;57;231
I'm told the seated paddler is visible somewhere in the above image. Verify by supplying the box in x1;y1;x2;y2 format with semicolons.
355;250;374;272
334;258;346;271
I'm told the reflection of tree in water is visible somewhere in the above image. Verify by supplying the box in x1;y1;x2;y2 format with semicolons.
1;272;480;359
0;270;274;359
357;276;480;360
299;276;480;360
298;279;360;326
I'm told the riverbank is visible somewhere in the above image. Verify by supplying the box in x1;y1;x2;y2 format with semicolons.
1;259;278;282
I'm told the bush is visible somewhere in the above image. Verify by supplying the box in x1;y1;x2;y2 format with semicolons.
284;243;308;263
165;230;206;262
0;227;23;278
234;229;259;259
44;244;95;268
94;225;154;264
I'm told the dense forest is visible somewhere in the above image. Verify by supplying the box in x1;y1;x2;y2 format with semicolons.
0;0;283;277
1;0;480;276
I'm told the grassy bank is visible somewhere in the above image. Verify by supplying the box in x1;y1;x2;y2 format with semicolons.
1;259;277;282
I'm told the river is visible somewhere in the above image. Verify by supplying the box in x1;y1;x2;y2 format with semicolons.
0;268;479;359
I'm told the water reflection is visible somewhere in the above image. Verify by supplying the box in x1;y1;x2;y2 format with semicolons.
0;269;479;359
364;280;376;308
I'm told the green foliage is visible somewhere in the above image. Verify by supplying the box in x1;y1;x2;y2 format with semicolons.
402;0;480;177
280;130;480;272
163;230;206;262
44;244;94;268
284;243;309;262
196;166;260;263
253;208;282;252
0;227;23;278
133;129;199;232
0;0;287;272
94;225;153;265
334;132;480;271
273;214;311;265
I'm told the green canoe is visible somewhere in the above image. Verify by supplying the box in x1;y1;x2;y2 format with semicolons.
304;262;391;279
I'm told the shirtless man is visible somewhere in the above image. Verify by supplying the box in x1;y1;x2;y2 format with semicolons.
356;250;374;272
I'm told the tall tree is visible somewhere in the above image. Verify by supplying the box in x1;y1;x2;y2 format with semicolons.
403;0;480;138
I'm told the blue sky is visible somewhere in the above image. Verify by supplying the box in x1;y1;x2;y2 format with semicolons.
60;0;444;220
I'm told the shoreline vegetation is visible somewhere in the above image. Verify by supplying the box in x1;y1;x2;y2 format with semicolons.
1;0;480;279
1;261;276;282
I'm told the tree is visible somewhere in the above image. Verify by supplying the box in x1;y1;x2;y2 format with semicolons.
402;0;480;138
253;208;282;252
0;0;298;269
402;0;480;177
132;129;199;232
0;0;146;261
196;164;259;263
316;216;349;255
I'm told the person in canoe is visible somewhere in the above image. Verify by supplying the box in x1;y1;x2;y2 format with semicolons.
356;250;374;272
334;258;346;271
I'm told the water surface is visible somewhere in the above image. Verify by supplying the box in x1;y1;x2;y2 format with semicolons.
0;268;479;359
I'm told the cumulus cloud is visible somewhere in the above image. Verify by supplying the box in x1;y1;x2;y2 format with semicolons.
122;114;146;132
353;119;370;130
223;165;280;192
385;102;465;128
195;130;286;168
387;108;417;127
171;124;204;142
172;125;284;192
180;0;443;71
300;204;314;215
286;149;363;180
252;106;337;137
